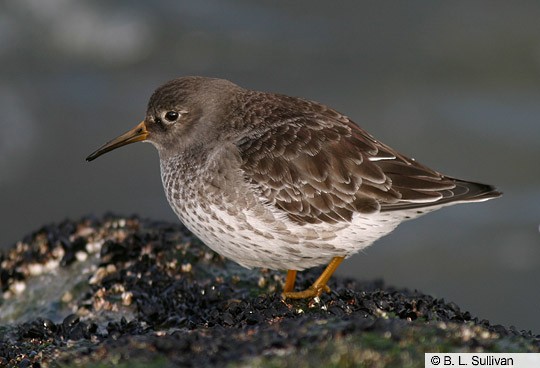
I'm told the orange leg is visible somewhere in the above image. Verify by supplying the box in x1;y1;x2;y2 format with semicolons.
283;270;297;293
281;256;344;299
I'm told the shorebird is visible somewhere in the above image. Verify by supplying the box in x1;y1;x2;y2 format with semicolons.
87;77;501;299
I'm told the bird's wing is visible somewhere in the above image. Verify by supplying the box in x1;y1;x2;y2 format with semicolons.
236;94;484;225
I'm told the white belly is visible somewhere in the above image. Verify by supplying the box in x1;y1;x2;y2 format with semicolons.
165;187;403;270
160;153;408;271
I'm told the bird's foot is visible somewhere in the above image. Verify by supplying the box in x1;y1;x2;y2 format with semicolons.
281;284;331;299
281;256;344;299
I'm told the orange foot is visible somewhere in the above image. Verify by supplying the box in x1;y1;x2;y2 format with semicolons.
281;284;331;299
281;256;344;300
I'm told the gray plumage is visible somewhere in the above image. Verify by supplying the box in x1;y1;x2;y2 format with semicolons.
88;76;501;271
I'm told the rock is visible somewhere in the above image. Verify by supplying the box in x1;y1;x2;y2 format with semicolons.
0;215;538;367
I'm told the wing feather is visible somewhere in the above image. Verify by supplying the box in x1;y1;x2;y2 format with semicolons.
236;92;496;224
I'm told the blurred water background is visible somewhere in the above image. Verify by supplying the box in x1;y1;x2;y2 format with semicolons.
1;1;539;332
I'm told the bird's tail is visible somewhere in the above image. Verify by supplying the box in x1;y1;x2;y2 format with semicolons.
450;179;502;203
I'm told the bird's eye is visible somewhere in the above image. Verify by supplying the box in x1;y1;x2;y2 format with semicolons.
165;111;179;122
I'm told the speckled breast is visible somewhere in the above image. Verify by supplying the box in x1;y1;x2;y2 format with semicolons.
158;150;401;271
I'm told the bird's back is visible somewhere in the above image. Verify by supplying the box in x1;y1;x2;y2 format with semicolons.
234;91;501;226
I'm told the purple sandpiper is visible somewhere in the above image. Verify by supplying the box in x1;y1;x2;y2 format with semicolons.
87;77;501;299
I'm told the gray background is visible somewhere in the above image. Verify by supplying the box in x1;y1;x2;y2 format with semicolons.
1;1;539;332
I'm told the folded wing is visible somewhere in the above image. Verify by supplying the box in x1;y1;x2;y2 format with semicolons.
237;94;500;225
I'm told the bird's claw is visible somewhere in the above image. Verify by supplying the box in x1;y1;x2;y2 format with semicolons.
281;284;331;300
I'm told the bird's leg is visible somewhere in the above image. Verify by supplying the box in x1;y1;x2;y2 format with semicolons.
281;256;344;299
283;270;297;293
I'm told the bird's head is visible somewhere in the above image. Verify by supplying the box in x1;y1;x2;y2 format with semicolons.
86;76;241;162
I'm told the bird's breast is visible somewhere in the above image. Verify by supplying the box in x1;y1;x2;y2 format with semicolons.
157;150;405;271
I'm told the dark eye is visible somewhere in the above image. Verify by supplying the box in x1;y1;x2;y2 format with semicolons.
165;111;179;122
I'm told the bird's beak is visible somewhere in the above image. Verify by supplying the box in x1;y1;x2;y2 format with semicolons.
86;121;148;161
